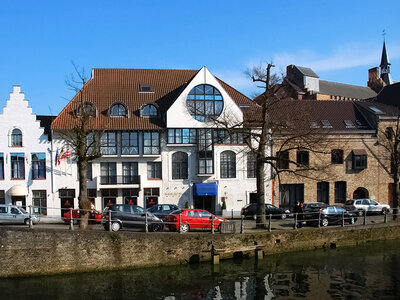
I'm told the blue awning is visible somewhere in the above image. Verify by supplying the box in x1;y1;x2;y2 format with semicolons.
193;183;218;196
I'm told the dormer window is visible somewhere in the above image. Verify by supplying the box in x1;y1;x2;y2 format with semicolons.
321;120;332;128
77;102;96;117
110;103;127;117
142;104;158;117
11;129;22;147
140;84;152;93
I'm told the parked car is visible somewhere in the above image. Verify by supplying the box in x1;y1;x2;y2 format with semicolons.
63;209;102;225
102;204;163;232
344;199;390;216
241;203;290;220
0;204;38;225
147;204;179;220
302;202;329;222
307;206;357;227
164;209;228;233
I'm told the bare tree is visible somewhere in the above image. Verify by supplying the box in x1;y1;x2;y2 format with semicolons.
58;63;103;229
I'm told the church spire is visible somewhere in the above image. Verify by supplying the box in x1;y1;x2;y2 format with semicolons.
380;39;393;85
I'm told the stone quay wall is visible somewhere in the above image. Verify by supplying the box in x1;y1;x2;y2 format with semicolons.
1;224;400;278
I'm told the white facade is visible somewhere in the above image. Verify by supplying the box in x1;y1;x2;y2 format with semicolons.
0;86;55;218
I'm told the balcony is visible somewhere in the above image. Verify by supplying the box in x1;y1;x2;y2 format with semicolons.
100;175;140;188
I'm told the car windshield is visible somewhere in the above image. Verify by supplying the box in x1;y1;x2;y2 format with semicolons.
345;200;354;205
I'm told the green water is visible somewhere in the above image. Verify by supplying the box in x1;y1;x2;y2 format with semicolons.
2;239;400;299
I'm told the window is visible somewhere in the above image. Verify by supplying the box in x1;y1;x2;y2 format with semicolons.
140;84;152;93
11;153;24;179
122;162;138;184
32;153;46;179
213;130;243;144
321;120;332;128
147;162;162;179
11;128;22;146
220;151;236;178
168;129;196;144
0;190;4;204
187;210;200;217
199;211;212;218
100;162;117;184
121;131;139;155
277;151;289;169
110;103;127;116
172;152;188;179
385;127;394;140
198;129;214;174
33;190;47;215
0;153;4;179
352;153;367;170
143;132;160;155
87;162;92;181
101;132;117;155
344;120;355;128
331;149;344;164
77;102;96;117
247;152;256;178
334;181;347;203
297;151;309;167
186;84;223;122
317;182;329;204
142;104;158;117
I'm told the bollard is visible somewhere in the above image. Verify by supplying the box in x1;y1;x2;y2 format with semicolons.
240;215;244;234
212;254;220;265
318;212;321;228
231;209;234;220
179;214;182;234
268;214;272;232
69;207;74;231
211;215;215;234
384;210;387;223
108;210;112;232
363;211;366;226
145;212;149;233
342;211;345;227
28;205;33;228
294;213;298;230
255;249;263;260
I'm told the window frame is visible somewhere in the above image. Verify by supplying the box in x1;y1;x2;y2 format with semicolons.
32;152;46;179
172;151;188;180
147;162;162;179
296;150;309;167
352;154;367;170
121;131;139;155
141;104;158;117
186;84;224;122
220;150;236;179
32;190;47;215
331;149;344;164
110;103;127;117
277;150;289;170
101;132;117;155
11;153;25;179
247;152;256;178
143;131;160;155
0;153;4;180
11;128;23;147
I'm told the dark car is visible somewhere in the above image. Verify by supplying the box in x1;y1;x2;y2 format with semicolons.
102;204;163;232
307;205;357;227
241;203;290;220
302;202;329;222
147;204;179;220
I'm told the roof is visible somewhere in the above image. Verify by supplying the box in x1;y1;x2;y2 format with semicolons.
375;82;400;107
295;66;319;78
319;80;377;99
52;68;255;130
356;99;400;118
36;115;56;140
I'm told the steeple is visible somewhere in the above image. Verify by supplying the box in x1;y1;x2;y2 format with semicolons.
380;40;393;85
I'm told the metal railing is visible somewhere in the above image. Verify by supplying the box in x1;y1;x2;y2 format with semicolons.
100;175;140;185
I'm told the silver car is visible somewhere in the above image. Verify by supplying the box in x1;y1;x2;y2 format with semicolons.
0;204;38;225
344;199;390;216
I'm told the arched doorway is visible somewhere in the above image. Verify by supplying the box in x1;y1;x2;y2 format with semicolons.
353;187;369;199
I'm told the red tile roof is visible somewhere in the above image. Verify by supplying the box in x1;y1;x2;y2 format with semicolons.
52;68;256;130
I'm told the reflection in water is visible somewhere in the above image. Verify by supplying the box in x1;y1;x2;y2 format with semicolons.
2;239;400;299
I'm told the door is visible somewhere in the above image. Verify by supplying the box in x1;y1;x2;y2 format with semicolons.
60;198;74;218
103;197;116;209
12;196;26;209
280;184;304;211
199;210;213;229
194;196;215;213
131;205;146;228
186;210;201;229
0;206;12;223
317;182;330;204
10;207;24;224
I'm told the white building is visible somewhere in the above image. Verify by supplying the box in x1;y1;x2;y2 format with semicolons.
51;67;272;216
0;86;56;217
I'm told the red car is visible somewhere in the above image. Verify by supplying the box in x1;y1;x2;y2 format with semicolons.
63;209;102;225
164;209;228;233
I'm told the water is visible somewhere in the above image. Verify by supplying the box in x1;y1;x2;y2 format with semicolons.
2;239;400;299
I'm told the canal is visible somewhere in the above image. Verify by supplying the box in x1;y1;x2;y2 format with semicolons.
2;239;400;299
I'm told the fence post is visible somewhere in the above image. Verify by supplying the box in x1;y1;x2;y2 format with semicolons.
363;211;366;226
318;212;321;228
108;210;112;232
268;214;272;232
294;213;298;230
231;209;234;220
384;210;387;224
69;207;74;231
28;205;33;228
241;215;244;234
145;212;148;233
342;211;345;227
179;214;182;234
211;215;215;234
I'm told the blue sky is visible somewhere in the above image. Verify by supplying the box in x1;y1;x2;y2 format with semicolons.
1;0;399;115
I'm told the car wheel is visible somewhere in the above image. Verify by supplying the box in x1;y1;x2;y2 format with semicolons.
150;223;163;232
358;210;364;217
281;213;287;220
349;216;355;224
111;222;121;232
24;218;30;225
321;218;329;227
179;223;190;233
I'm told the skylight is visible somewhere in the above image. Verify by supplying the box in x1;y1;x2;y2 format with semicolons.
355;119;368;129
140;84;152;93
369;106;384;114
344;120;355;128
310;121;320;129
321;120;333;128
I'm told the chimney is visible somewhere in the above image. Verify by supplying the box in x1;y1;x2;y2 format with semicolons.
367;67;385;93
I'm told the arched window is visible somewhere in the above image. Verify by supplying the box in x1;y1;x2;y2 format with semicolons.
172;151;188;179
220;151;236;178
11;128;22;147
186;84;223;122
142;104;158;117
77;102;96;117
110;103;127;117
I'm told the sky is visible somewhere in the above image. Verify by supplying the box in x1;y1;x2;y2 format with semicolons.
0;0;399;115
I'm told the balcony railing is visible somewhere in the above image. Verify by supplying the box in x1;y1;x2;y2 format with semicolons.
100;175;140;186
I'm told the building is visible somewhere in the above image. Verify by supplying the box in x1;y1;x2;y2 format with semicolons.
0;86;56;217
51;67;271;216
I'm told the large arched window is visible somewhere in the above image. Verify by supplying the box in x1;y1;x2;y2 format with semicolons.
172;151;188;179
110;103;127;117
11;128;22;147
142;104;158;117
186;84;223;122
220;151;236;178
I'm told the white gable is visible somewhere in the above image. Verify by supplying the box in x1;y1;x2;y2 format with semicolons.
166;66;243;128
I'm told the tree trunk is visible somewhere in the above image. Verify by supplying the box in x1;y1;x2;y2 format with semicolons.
392;172;399;221
78;158;90;229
